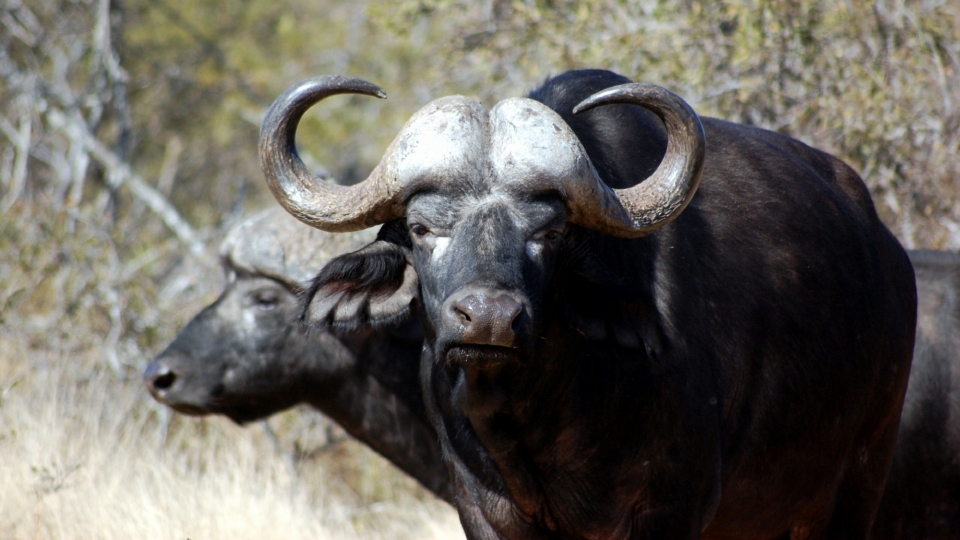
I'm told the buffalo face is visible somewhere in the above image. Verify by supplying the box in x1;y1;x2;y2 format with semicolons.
145;273;349;424
406;190;565;369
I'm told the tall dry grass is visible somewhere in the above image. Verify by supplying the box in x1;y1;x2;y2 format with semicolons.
0;201;462;540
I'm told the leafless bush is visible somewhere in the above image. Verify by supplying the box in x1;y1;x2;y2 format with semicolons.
1;0;205;252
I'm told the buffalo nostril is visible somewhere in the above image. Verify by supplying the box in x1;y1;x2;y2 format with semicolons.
145;363;176;391
154;370;176;390
453;296;482;328
503;300;523;327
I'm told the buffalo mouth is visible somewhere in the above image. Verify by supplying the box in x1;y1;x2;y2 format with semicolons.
443;345;522;369
163;397;264;425
222;406;269;426
165;401;210;417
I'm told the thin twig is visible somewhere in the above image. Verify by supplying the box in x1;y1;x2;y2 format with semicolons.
46;107;207;257
0;101;32;212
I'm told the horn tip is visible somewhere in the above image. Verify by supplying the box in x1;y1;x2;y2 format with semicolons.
571;84;634;115
572;92;607;115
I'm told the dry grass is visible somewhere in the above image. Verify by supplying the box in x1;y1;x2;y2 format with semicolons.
0;202;463;540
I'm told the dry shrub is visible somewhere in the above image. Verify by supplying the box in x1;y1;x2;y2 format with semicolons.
0;201;462;540
0;343;461;540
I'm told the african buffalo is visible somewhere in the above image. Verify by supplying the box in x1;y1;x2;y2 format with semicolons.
143;207;451;502
873;250;960;540
259;69;917;538
144;223;958;538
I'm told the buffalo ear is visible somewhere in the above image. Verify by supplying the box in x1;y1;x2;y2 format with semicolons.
300;230;419;334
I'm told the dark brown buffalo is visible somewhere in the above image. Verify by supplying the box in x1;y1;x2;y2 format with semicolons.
148;208;955;537
143;208;451;502
873;250;960;540
260;69;916;539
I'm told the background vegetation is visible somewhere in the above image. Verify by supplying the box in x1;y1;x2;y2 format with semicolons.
1;0;958;537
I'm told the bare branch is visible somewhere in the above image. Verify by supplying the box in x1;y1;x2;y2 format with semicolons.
46;107;207;257
156;136;183;197
1;8;38;47
0;101;33;212
93;0;129;85
65;132;91;207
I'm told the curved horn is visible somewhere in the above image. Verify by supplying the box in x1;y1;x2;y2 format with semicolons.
571;83;706;237
259;75;406;232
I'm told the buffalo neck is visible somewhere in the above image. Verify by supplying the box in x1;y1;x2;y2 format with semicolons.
304;330;453;503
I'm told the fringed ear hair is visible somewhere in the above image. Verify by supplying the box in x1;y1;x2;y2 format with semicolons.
299;238;418;335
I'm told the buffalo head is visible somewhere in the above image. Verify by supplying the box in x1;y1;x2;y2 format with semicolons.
260;76;705;372
143;208;375;424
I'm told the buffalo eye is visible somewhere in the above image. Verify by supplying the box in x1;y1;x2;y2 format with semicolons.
532;228;563;245
409;223;429;237
251;290;280;311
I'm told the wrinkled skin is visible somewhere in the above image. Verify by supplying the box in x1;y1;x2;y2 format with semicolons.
872;250;960;540
144;210;452;502
294;70;916;539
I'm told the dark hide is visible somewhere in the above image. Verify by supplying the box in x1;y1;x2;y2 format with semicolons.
872;250;960;540
144;265;452;502
302;70;916;539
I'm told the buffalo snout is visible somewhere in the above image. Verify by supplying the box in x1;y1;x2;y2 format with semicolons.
143;355;210;416
443;288;529;349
